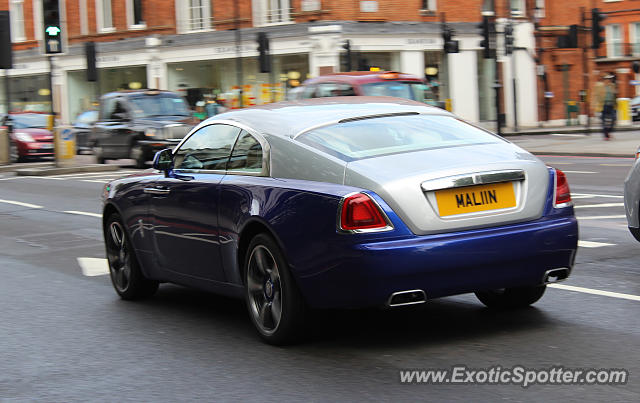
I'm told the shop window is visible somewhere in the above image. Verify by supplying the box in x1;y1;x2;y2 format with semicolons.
9;0;26;42
127;0;145;29
253;0;291;26
96;0;115;32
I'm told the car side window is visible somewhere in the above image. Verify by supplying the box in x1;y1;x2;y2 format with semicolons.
173;124;241;171
227;130;263;173
100;98;116;121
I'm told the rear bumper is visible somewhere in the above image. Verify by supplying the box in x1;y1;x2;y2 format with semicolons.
295;215;578;309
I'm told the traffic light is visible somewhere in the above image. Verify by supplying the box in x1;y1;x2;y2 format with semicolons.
42;0;63;54
0;11;12;69
342;40;352;71
256;32;270;73
557;25;578;49
591;8;606;50
85;42;97;82
504;22;514;55
478;16;494;59
442;24;459;54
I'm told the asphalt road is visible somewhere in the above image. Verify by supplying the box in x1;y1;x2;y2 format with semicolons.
0;157;639;401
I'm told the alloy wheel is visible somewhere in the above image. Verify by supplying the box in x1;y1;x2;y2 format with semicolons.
106;221;131;292
247;245;283;335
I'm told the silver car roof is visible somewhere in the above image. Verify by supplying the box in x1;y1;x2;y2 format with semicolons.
201;96;453;139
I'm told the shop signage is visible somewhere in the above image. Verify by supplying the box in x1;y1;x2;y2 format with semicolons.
407;39;437;45
97;55;121;63
214;45;254;55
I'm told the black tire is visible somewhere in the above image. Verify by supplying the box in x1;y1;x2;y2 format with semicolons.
475;285;546;309
130;144;147;169
94;142;106;164
9;141;24;163
244;233;306;345
104;213;158;300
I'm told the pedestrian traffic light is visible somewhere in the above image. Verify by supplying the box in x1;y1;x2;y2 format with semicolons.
256;32;270;73
591;8;606;50
504;22;514;55
42;0;63;55
442;24;459;54
558;24;578;49
342;40;352;71
478;16;494;59
0;11;13;69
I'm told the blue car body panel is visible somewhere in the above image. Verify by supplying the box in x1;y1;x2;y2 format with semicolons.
103;168;578;309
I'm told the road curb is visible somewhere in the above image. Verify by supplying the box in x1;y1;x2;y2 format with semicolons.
0;162;54;173
15;164;122;176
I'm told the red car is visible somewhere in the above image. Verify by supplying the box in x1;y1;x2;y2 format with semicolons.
2;113;54;162
292;71;444;108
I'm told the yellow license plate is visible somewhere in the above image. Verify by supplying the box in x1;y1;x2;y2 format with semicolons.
435;182;516;217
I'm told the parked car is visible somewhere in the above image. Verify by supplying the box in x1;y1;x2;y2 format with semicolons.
630;96;640;122
92;89;196;168
1;113;54;162
294;71;444;108
624;147;640;241
101;97;578;344
72;110;99;154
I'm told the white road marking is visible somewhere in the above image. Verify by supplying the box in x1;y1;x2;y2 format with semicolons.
572;193;624;199
562;170;598;174
81;179;111;183
43;170;138;178
77;257;110;277
0;199;43;209
550;133;587;137
600;163;633;167
63;210;102;218
574;203;625;209
578;240;615;248
549;283;640;302
577;215;626;220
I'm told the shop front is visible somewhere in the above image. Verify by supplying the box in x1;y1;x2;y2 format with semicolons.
66;66;148;121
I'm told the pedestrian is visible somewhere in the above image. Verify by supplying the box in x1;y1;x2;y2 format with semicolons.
593;73;616;140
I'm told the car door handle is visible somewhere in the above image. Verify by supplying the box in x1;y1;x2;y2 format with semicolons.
144;187;171;195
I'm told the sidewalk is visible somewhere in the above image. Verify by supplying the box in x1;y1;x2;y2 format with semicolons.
507;130;640;158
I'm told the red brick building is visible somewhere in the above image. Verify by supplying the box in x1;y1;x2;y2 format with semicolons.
0;1;542;127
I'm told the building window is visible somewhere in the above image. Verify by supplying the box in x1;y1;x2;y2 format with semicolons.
481;0;494;16
608;24;623;57
127;0;145;29
421;0;436;11
9;0;26;42
632;23;640;56
253;0;291;26
96;0;115;32
510;0;525;16
178;0;211;32
534;0;545;19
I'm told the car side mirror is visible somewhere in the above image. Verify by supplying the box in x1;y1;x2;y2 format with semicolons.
153;149;173;172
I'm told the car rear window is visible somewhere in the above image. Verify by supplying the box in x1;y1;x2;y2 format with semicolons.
10;114;48;129
129;95;191;118
297;114;504;161
360;81;427;102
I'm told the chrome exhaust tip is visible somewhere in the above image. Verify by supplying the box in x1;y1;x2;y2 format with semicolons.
387;289;426;307
543;268;570;284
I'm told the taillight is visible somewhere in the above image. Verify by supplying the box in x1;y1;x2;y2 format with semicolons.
554;168;572;206
340;193;389;231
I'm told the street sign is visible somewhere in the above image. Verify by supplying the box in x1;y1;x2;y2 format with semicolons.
545;92;554;98
631;80;640;86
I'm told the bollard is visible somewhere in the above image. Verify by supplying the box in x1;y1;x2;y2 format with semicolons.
54;126;76;167
0;126;8;165
617;98;631;126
